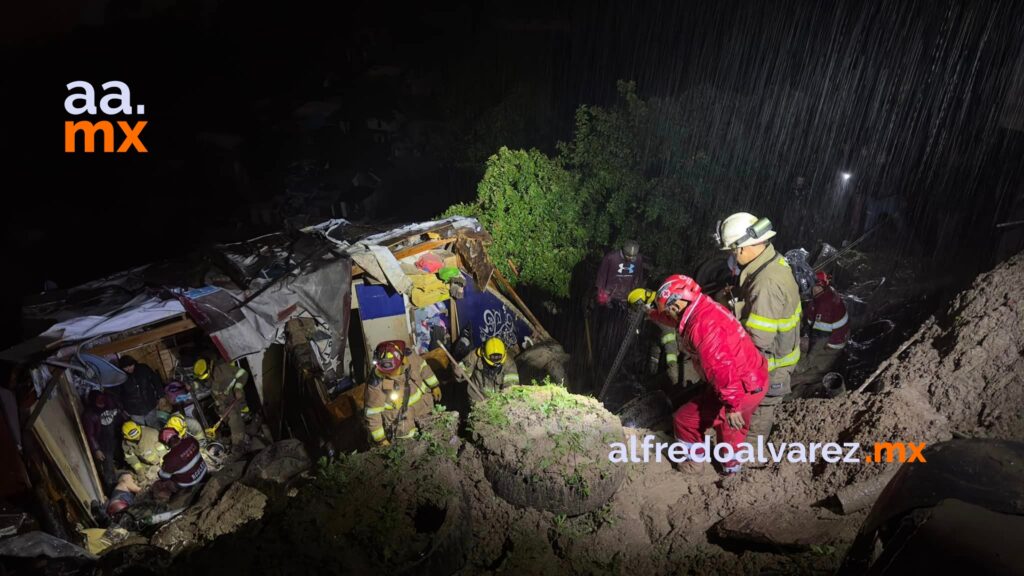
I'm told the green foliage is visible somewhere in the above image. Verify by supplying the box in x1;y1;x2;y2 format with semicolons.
443;147;586;297
564;468;590;497
443;80;745;296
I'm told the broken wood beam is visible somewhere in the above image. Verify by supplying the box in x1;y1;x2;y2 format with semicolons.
84;317;197;357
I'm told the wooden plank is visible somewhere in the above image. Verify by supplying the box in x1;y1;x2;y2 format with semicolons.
84;317;197;356
60;378;103;498
492;267;550;339
351;239;453;277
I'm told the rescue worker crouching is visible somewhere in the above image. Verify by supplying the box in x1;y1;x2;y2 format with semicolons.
627;288;680;385
656;275;768;476
363;341;441;446
715;213;801;442
453;337;520;404
795;271;849;385
157;426;208;494
121;421;167;483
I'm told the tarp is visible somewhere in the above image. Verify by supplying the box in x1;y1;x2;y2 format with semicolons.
40;296;185;341
183;259;352;362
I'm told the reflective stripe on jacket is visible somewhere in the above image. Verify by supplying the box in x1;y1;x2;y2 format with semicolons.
734;244;802;374
808;286;849;349
461;350;520;403
362;353;436;443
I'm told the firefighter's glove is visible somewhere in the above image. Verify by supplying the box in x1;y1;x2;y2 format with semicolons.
432;387;442;402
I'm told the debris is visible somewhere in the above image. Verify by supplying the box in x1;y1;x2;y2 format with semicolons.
835;470;899;515
713;506;851;550
0;530;95;560
242;439;311;486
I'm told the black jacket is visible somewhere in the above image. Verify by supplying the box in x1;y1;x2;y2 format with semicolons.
121;364;164;416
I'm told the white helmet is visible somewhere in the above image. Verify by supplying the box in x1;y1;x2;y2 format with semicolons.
715;212;776;250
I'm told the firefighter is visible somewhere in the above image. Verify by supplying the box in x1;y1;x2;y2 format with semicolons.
121;421;167;482
194;358;249;451
796;271;850;382
362;341;441;446
166;412;208;445
715;213;802;441
454;337;520;404
157;427;208;491
656;275;768;475
627;288;680;385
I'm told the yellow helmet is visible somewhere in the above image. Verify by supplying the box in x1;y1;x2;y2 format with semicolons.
193;358;210;381
479;337;507;367
627;288;656;307
122;421;142;441
166;414;188;438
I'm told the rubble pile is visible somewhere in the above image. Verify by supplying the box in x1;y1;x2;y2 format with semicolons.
92;255;1024;574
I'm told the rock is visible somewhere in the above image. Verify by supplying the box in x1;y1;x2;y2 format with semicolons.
195;460;248;509
94;544;171;576
0;531;95;560
242;439;311;485
196;483;267;541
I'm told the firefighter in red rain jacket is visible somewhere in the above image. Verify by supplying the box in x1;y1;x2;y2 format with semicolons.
797;271;849;382
657;275;769;475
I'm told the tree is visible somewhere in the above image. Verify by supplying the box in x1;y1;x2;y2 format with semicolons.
443;147;586;297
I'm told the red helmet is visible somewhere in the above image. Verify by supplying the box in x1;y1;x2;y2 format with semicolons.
815;271;831;287
159;427;178;445
655;275;702;313
373;340;406;375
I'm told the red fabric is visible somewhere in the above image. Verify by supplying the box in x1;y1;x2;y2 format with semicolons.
677;295;769;412
158;436;207;488
807;286;849;347
673;385;767;470
415;252;444;273
596;289;611;306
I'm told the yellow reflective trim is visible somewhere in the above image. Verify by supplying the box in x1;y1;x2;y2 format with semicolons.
425;375;439;388
745;314;779;333
746;304;802;333
365;405;386;416
665;353;678;364
768;346;801;371
407;387;423;406
660;332;676;345
370;427;385;441
397;427;417;439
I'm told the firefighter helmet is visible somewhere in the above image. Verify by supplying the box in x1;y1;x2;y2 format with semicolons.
122;421;142;442
166;414;188;438
158;427;179;445
627;288;656;307
655;275;702;313
479;337;507;367
715;212;776;250
373;340;406;375
193;358;211;381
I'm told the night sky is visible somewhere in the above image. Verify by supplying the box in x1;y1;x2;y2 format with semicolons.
4;0;1024;350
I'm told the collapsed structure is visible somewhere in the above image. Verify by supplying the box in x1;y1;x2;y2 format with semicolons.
0;217;568;539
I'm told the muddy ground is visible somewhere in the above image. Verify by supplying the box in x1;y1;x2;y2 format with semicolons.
153;251;1024;575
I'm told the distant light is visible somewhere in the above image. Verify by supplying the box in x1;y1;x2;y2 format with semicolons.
841;172;852;181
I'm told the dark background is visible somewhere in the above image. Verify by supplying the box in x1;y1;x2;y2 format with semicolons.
4;0;1024;351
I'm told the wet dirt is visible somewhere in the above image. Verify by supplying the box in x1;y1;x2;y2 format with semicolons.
168;252;1024;574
